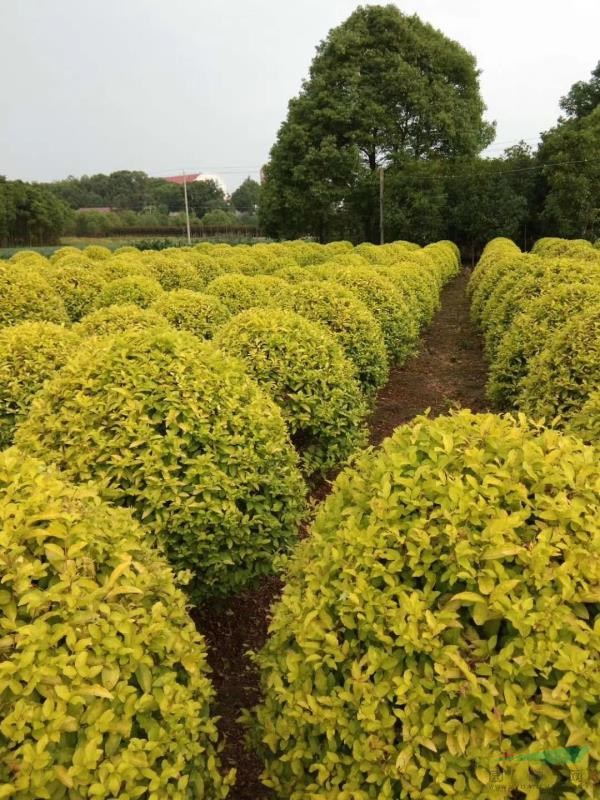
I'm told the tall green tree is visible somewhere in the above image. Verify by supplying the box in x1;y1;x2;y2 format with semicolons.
0;179;72;246
445;158;528;259
231;177;261;213
538;106;600;239
559;61;600;121
261;4;494;241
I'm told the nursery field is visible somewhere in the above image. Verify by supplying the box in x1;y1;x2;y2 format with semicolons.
0;236;599;800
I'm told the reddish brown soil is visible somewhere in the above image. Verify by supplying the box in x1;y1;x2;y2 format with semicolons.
194;268;490;799
369;267;490;445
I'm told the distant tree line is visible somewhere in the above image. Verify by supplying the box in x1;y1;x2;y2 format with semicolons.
0;173;261;246
260;5;600;253
0;178;71;246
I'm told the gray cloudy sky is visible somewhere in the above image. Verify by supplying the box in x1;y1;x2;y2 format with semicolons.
1;0;599;192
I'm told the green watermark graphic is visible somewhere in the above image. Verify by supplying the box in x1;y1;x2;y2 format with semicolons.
497;745;589;766
487;745;597;789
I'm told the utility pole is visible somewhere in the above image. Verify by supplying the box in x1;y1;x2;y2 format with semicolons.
379;167;384;245
182;171;192;245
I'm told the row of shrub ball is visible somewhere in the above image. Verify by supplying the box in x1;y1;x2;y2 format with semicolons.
469;236;600;439
0;239;458;797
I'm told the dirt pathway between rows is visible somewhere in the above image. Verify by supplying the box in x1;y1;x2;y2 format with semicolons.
194;267;490;799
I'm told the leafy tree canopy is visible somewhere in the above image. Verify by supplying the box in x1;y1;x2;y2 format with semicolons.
231;177;261;213
261;4;494;241
560;61;600;120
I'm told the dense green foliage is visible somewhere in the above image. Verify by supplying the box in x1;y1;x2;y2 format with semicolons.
570;390;600;443
96;275;164;309
487;283;600;409
0;322;80;447
284;280;389;399
0;266;69;327
76;304;169;337
519;302;600;423
205;273;291;315
215;308;368;475
0;449;233;798
16;328;307;600
45;264;107;322
248;411;600;799
470;237;600;432
311;264;418;363
261;4;493;242
0;178;72;246
151;290;231;339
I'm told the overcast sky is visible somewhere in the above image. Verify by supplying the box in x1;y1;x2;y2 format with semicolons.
1;0;599;192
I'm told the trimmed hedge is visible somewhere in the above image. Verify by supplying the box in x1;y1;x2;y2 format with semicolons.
0;448;233;798
82;244;112;260
142;252;205;292
151;290;231;340
284;280;389;400
0;322;80;448
215;308;369;475
205;274;291;316
45;264;107;322
487;283;600;409
518;302;600;423
96;275;164;309
248;411;600;799
312;264;419;364
570;390;600;443
0;267;69;327
16;328;307;600
76;304;169;337
480;258;600;359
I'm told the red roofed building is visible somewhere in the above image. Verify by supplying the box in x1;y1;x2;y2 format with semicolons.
163;173;201;186
163;173;228;194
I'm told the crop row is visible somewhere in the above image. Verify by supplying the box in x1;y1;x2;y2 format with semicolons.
469;236;600;439
0;239;460;798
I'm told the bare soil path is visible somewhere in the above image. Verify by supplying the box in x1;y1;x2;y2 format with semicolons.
194;267;490;799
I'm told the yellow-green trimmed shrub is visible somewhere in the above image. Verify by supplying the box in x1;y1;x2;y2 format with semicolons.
487;283;600;409
142;252;205;291
375;261;437;327
248;411;600;800
92;255;154;283
215;308;368;475
50;246;82;264
0;448;233;799
96;275;164;309
0;267;69;327
183;252;240;288
205;274;291;316
112;245;141;255
82;244;112;261
0;322;80;447
48;254;97;272
273;265;317;284
468;238;522;309
480;258;600;358
76;304;169;337
285;281;389;400
151;290;231;340
312;264;418;363
16;328;307;599
45;264;107;322
8;251;49;269
569;390;600;443
424;240;461;281
532;237;600;261
518;303;600;423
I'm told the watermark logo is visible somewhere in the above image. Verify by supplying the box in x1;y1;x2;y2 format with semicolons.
488;745;597;789
497;745;589;766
